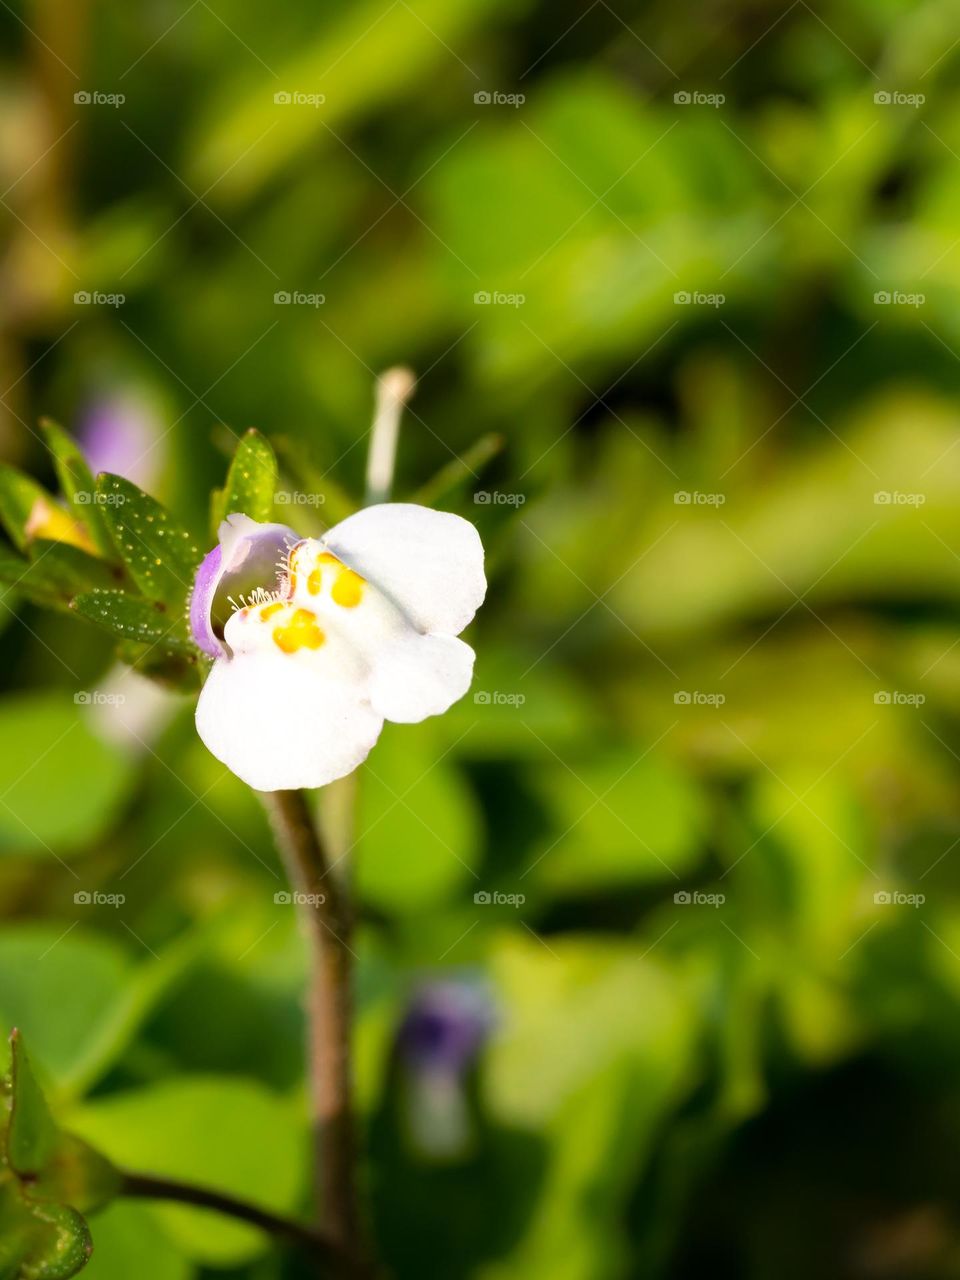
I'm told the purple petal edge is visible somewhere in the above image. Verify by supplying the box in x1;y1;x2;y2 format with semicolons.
189;545;224;657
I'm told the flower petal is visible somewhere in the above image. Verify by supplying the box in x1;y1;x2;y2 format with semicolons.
284;539;477;722
370;633;475;723
321;504;485;636
195;596;383;790
189;515;296;657
195;647;383;791
189;545;225;657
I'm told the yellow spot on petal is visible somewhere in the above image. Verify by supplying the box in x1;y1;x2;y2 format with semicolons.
288;546;364;607
273;607;325;654
260;601;284;621
331;567;364;608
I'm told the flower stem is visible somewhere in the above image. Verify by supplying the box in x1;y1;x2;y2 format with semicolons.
365;367;415;506
120;1170;354;1274
257;371;413;1269
260;789;367;1267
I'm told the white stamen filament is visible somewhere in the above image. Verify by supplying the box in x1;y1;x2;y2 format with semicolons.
227;586;281;613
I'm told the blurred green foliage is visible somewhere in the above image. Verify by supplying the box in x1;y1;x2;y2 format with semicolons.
2;0;960;1276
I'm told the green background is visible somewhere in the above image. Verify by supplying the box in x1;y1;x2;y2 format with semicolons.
1;0;960;1276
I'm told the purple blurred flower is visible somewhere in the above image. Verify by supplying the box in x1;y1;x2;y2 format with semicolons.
78;393;164;490
399;979;495;1077
397;979;496;1160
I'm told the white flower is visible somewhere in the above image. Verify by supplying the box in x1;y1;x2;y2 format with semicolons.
191;504;486;791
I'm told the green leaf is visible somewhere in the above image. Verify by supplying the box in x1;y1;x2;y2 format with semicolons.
29;544;123;597
39;421;115;560
7;1033;121;1215
531;751;707;893
0;1174;92;1280
0;1033;105;1280
0;551;66;611
357;723;482;913
77;1204;189;1280
0;933;132;1094
7;1031;58;1178
68;1078;306;1267
94;476;200;609
72;591;192;653
0;465;56;554
0;927;197;1099
0;694;136;857
211;429;278;534
0;549;28;581
0;545;121;613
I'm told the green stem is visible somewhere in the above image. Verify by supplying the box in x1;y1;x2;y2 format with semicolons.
260;790;366;1264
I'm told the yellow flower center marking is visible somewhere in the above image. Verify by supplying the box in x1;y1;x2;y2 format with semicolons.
273;606;325;654
288;545;365;607
259;601;284;621
331;566;364;608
